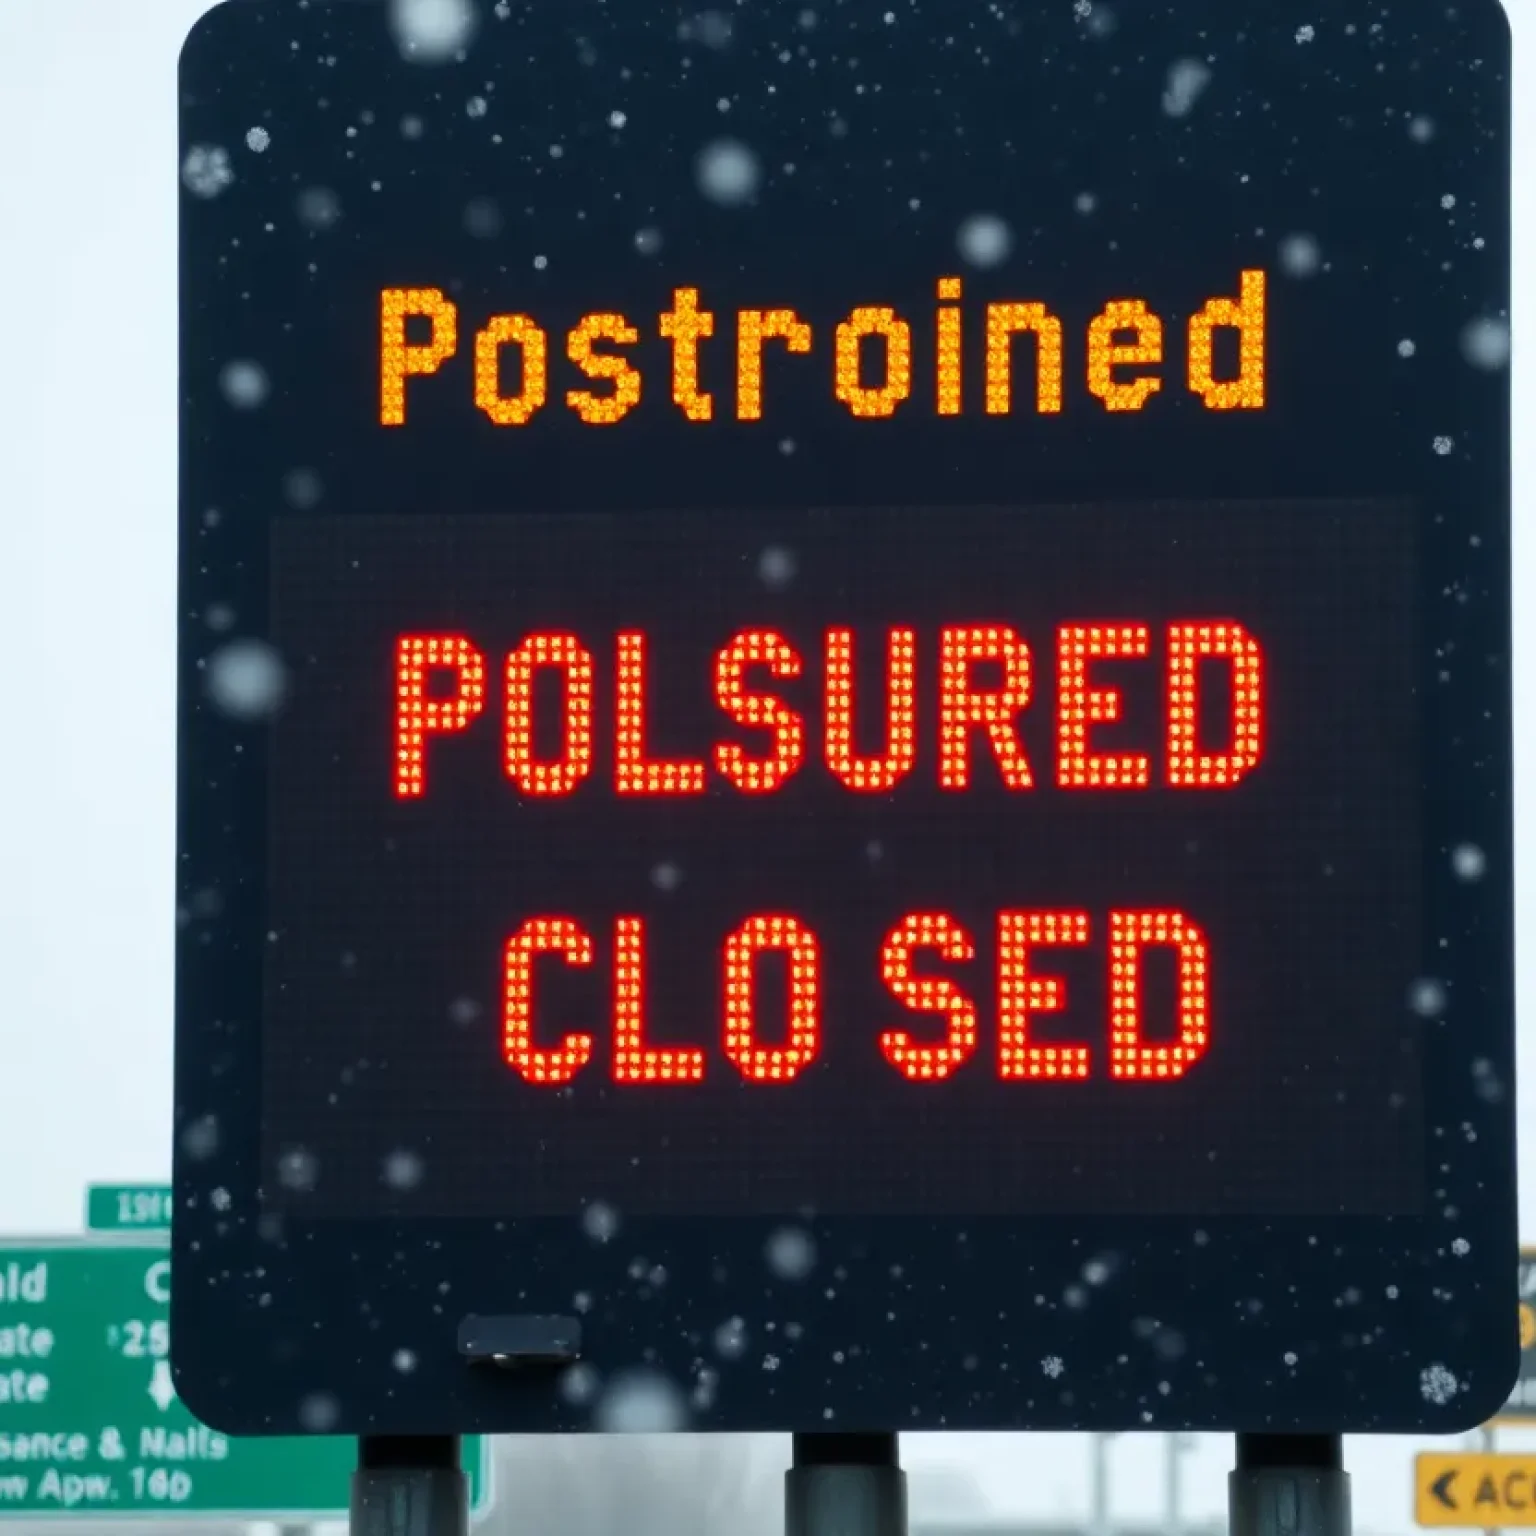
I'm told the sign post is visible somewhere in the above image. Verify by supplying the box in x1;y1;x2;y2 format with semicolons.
174;2;1514;1533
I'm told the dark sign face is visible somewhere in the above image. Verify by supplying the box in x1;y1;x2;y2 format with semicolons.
173;0;1516;1438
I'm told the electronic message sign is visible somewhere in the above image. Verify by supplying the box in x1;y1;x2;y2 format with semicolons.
173;0;1515;1438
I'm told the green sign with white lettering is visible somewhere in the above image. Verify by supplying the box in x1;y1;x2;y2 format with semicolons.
0;1239;491;1519
85;1186;173;1234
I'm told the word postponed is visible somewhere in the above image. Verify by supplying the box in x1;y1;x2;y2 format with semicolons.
379;271;1267;427
394;621;1264;798
502;909;1209;1088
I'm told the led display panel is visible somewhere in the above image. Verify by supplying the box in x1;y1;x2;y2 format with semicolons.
173;0;1516;1438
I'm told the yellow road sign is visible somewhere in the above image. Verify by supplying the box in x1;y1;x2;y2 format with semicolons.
1417;1454;1536;1527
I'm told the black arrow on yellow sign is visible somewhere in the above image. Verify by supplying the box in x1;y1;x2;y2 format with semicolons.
1417;1455;1536;1527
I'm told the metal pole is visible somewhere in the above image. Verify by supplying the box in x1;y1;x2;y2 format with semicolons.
1166;1434;1185;1536
1229;1433;1349;1536
351;1435;467;1536
785;1433;906;1536
1090;1433;1114;1536
1482;1424;1501;1536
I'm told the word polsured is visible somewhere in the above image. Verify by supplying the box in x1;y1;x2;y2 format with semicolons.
393;620;1265;798
379;271;1267;427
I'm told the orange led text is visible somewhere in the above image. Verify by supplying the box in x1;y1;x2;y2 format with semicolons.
379;272;1266;427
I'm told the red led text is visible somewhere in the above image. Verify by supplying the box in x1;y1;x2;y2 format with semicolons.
501;910;1211;1086
393;622;1265;798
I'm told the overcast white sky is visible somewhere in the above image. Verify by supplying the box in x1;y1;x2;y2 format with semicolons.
0;0;1532;1529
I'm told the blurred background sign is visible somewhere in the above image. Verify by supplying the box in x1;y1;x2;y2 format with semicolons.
1416;1452;1536;1528
1493;1250;1536;1424
85;1185;174;1235
0;1228;491;1521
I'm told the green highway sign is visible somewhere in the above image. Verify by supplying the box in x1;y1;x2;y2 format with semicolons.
0;1239;491;1519
85;1187;172;1234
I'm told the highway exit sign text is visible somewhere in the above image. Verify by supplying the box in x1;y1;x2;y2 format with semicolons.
0;1238;488;1519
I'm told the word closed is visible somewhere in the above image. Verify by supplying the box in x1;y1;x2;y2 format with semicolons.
502;908;1211;1088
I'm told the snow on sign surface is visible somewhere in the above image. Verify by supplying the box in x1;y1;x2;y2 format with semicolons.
172;0;1514;1440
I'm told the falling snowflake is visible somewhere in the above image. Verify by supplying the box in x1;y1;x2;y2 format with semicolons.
559;1363;602;1405
1278;234;1321;277
382;1149;425;1189
182;145;234;198
1460;318;1510;371
219;360;270;409
297;186;342;231
298;1392;341;1431
583;1201;620;1242
696;139;761;206
1041;1355;1065;1379
1472;1058;1506;1104
956;214;1012;268
1420;1363;1459;1405
758;546;797;590
683;10;735;48
1432;436;1454;457
766;1226;817;1279
245;126;271;153
1451;844;1487;881
206;641;288;721
389;0;479;62
464;198;502;238
1295;23;1316;42
1162;59;1211;118
277;1147;320;1192
1408;978;1447;1018
284;468;324;508
181;1115;220;1160
594;1369;689;1431
714;1317;750;1359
